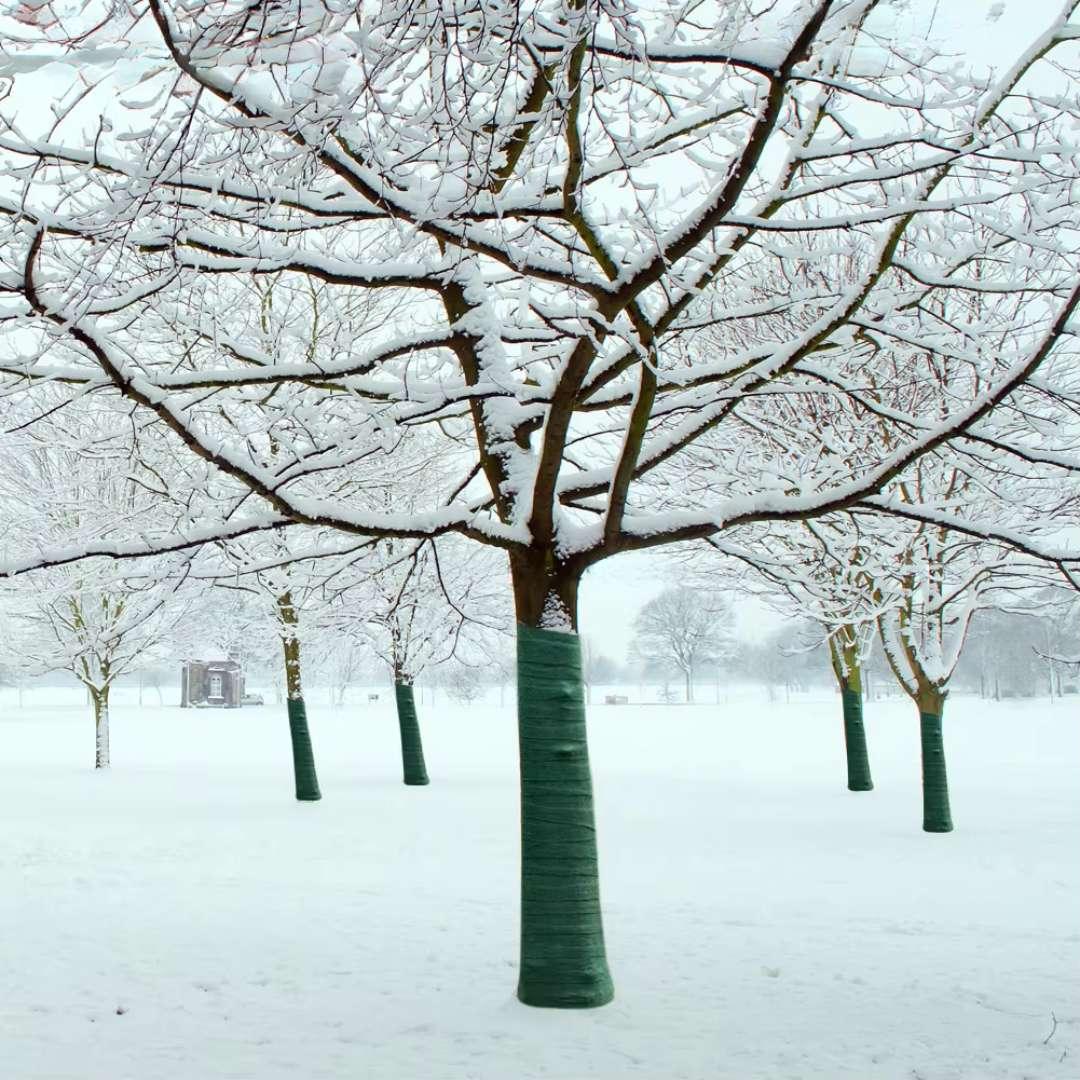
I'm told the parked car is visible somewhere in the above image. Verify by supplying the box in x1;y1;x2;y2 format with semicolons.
240;693;265;706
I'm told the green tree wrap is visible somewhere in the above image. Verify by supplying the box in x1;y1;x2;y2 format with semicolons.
515;624;614;1009
287;697;322;802
394;682;430;786
841;688;874;791
919;710;953;833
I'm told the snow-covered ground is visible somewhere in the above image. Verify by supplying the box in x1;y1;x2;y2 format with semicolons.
1;686;1076;1079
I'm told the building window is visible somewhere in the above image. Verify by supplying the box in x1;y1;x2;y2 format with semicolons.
209;673;223;698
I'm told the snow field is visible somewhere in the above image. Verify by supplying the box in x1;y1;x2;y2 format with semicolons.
1;688;1077;1079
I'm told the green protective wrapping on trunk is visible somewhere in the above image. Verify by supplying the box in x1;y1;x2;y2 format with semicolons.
919;710;953;833
287;697;322;802
841;688;874;792
394;682;430;786
515;623;614;1009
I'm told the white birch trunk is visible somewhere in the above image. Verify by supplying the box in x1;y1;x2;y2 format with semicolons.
94;693;110;769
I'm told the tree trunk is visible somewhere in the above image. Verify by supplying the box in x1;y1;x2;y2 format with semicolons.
829;635;873;792
92;686;110;769
278;594;322;802
840;686;873;792
684;667;693;704
394;679;430;786
510;551;614;1009
917;690;952;833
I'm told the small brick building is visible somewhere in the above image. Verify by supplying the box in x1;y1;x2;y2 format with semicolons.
180;660;244;708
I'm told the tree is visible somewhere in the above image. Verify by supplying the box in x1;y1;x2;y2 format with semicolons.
5;569;188;767
199;530;391;801
685;216;1080;806
353;537;507;785
0;411;191;768
581;639;619;702
179;272;406;799
871;511;1031;832
319;637;367;708
2;0;1079;1007
631;587;733;703
696;517;878;791
728;621;828;703
444;662;484;706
